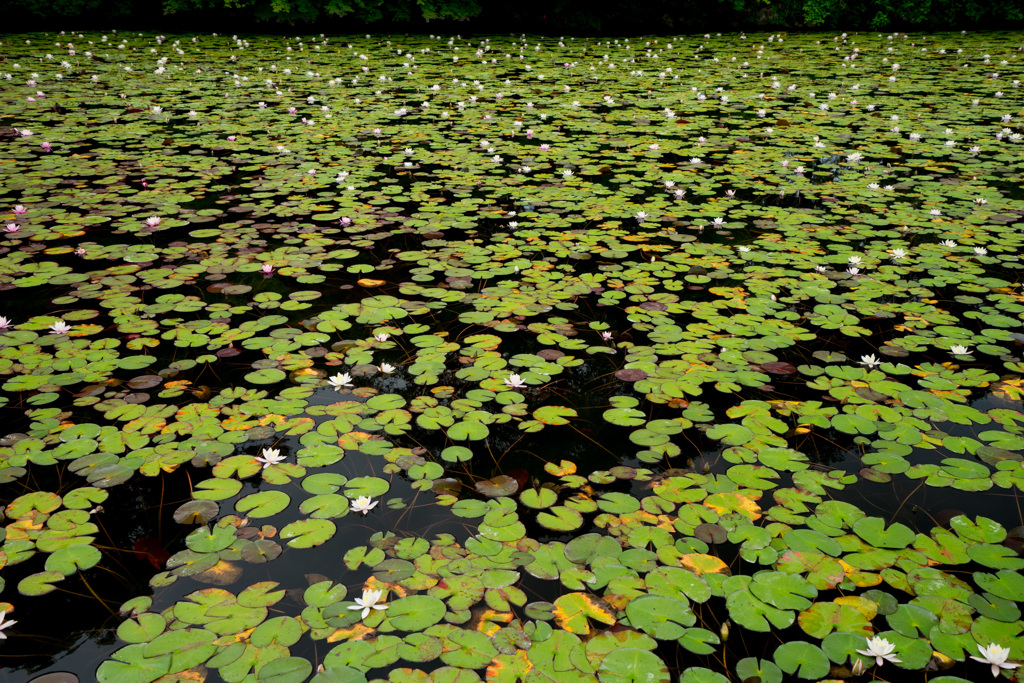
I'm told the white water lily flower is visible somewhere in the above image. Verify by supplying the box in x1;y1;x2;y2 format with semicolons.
504;373;527;389
859;354;881;367
328;373;353;389
0;610;17;639
847;152;864;163
891;248;909;261
974;247;988;256
561;169;574;177
970;643;1019;677
49;320;71;334
635;211;648;221
379;363;396;373
857;636;901;667
350;495;378;515
940;239;958;248
847;266;860;275
848;255;862;265
950;345;971;355
349;588;387;620
254;448;285;468
689;157;702;164
145;216;161;227
374;332;389;342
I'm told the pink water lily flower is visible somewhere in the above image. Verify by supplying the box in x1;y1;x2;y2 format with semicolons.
261;263;274;274
350;496;378;515
0;317;12;330
49;320;72;334
13;205;27;215
4;223;19;233
144;216;161;227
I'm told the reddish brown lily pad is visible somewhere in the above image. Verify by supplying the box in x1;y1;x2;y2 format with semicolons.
614;368;648;382
760;362;797;375
127;375;163;389
475;475;520;497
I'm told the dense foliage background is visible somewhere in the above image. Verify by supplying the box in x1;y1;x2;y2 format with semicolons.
1;0;1022;32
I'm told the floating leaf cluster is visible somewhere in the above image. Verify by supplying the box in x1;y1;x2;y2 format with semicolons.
1;28;1023;683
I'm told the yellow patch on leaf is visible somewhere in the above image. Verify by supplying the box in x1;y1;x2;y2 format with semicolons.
327;623;375;642
992;378;1024;401
169;667;207;681
338;431;374;450
703;492;761;520
552;593;616;635
486;649;534;680
544;460;576;476
837;559;883;588
679;553;730;575
193;560;243;586
469;610;513;637
357;278;386;287
835;595;878;620
220;416;255;431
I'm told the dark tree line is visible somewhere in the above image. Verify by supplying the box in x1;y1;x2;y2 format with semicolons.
2;0;1021;33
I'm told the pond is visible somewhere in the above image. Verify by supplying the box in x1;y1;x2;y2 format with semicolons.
1;28;1024;683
